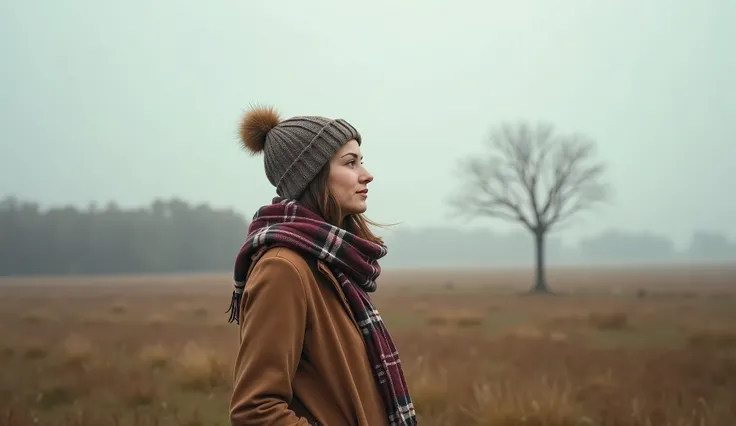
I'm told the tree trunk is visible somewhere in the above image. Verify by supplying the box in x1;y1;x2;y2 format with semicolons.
533;230;549;293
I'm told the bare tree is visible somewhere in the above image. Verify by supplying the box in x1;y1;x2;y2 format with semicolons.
449;121;611;293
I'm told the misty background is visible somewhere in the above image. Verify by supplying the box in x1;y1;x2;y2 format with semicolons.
2;1;735;274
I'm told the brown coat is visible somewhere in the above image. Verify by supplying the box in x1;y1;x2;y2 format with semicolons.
229;246;390;426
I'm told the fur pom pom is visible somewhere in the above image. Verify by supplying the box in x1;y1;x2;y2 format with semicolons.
239;106;281;154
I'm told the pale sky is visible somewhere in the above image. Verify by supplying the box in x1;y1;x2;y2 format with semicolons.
1;0;734;248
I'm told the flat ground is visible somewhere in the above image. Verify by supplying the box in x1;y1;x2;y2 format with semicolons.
1;264;735;426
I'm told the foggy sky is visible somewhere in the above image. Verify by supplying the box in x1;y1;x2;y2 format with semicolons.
2;0;735;249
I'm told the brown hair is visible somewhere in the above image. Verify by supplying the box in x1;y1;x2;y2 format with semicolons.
298;162;387;245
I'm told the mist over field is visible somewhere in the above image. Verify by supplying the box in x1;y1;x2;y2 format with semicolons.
1;197;735;276
2;0;735;425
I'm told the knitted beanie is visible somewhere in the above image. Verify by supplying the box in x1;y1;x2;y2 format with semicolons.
238;106;362;200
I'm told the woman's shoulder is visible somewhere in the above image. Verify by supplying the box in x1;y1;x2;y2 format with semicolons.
252;246;316;282
258;246;307;266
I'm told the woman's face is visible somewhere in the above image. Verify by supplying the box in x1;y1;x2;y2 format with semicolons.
327;139;373;217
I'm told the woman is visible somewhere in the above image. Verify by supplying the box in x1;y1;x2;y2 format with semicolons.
226;106;417;426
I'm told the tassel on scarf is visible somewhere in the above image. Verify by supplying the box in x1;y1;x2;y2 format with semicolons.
226;281;245;324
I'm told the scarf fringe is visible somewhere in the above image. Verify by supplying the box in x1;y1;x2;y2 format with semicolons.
226;290;241;324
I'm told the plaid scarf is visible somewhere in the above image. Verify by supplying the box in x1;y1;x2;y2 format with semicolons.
227;198;417;426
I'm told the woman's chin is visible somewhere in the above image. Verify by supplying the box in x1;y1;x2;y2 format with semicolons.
344;201;368;216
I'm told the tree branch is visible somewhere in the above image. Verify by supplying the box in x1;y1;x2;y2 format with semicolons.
451;155;535;230
450;121;610;235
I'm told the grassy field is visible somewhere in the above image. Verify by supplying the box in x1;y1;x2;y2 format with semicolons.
1;264;735;426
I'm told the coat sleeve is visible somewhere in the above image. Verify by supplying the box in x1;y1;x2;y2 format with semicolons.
229;254;312;426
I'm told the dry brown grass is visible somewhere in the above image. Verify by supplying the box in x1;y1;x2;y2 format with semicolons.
504;324;546;340
462;379;589;426
20;309;51;324
110;301;127;315
139;342;171;368
406;358;452;420
689;328;736;350
61;333;94;367
146;312;171;326
426;309;486;328
1;265;735;425
175;341;228;391
587;311;629;330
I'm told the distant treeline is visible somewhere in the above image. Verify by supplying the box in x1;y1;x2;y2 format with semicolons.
0;196;734;275
380;227;736;269
0;197;248;275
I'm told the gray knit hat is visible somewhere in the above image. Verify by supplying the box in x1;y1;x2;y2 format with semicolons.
238;106;362;199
